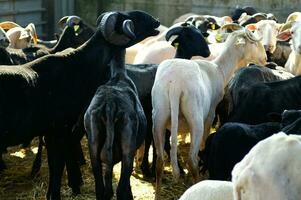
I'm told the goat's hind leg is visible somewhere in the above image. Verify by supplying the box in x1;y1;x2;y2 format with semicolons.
152;109;169;200
116;121;138;200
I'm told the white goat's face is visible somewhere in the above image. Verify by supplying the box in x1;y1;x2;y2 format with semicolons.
247;20;280;53
290;22;301;54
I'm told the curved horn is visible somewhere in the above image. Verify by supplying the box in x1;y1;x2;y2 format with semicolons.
221;23;243;32
279;21;294;32
286;12;301;23
252;13;268;22
98;12;132;45
185;15;206;23
122;19;136;40
66;15;82;27
0;21;21;30
25;23;38;44
165;26;184;41
58;16;69;29
245;29;262;42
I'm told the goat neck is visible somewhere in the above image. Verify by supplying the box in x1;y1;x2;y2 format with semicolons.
174;46;192;59
110;48;126;77
213;41;245;86
70;30;113;69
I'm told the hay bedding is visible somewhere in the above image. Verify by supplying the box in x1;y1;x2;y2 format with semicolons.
0;136;202;200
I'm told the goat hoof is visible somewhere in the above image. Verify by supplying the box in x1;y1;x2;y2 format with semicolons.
141;165;154;178
78;159;86;166
0;161;7;172
71;187;81;196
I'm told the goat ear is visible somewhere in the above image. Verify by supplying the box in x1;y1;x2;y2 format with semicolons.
236;37;246;45
276;30;291;41
246;23;257;31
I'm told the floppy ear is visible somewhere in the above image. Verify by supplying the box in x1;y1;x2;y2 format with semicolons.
276;30;292;41
246;23;257;31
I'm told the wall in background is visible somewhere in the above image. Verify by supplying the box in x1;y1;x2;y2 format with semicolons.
75;0;301;26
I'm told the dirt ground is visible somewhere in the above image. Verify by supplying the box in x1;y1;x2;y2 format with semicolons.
0;136;206;200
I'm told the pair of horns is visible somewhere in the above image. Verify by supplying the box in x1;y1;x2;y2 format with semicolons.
58;15;82;28
97;12;136;46
221;23;261;42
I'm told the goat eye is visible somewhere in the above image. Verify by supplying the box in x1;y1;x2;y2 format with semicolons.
291;31;294;35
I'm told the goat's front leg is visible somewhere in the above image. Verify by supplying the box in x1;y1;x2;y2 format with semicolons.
45;134;65;200
31;136;43;177
0;152;6;172
65;137;83;195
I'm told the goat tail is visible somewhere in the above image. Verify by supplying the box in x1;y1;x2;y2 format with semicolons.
169;85;181;182
100;103;115;166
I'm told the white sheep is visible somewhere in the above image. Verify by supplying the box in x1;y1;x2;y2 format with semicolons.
125;24;168;64
0;21;37;49
152;28;266;200
277;13;301;75
232;132;301;200
179;180;233;200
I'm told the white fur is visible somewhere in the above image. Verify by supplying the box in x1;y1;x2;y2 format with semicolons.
248;20;282;53
152;29;266;200
283;21;301;75
232;132;301;200
6;23;37;49
179;180;233;200
125;25;168;64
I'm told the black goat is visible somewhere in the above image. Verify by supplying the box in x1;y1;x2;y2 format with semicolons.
0;10;160;200
0;16;94;65
200;122;281;180
215;64;292;128
231;6;258;22
201;109;301;181
85;49;147;200
228;76;301;125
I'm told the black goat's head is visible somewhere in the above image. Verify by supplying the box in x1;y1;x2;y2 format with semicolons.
96;10;160;47
166;23;210;58
58;15;95;47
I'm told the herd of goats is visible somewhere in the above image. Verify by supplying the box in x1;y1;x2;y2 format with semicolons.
1;5;301;200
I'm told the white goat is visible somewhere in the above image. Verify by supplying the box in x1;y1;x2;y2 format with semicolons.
0;21;37;49
246;20;282;53
179;180;233;200
277;17;301;74
152;29;266;200
232;132;301;200
125;24;168;64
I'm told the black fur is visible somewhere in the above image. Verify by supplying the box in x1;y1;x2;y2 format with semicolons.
0;10;159;200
